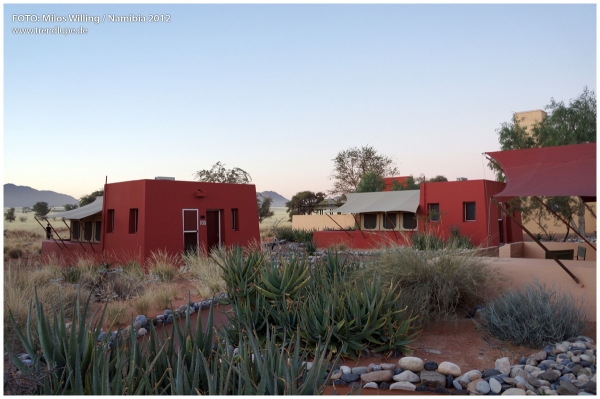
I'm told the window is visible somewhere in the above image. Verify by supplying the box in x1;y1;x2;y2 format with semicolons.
129;209;138;234
382;213;397;229
83;221;93;241
464;202;476;221
363;214;377;230
428;203;440;222
402;212;417;230
71;221;80;240
231;208;239;231
94;222;102;242
106;209;114;233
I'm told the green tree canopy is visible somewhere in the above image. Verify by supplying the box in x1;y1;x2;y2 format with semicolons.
194;162;252;184
4;207;16;222
329;145;399;196
285;191;326;221
257;195;274;223
64;204;79;211
32;202;51;217
355;171;385;193
80;190;104;207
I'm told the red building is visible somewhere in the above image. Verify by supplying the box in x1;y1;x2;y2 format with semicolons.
313;179;522;249
41;179;260;265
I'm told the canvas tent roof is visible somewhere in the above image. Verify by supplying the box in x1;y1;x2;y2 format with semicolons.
334;190;420;214
44;197;103;220
486;143;596;202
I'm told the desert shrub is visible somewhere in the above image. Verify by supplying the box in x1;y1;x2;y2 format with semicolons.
216;247;417;359
152;283;180;309
305;239;318;255
104;300;129;327
4;261;91;352
446;226;473;249
7;248;23;259
6;288;333;395
293;229;315;243
148;249;179;282
60;267;82;284
411;232;444;250
133;294;151;316
275;226;295;242
182;250;225;298
101;269;146;300
359;244;497;325
482;281;588;347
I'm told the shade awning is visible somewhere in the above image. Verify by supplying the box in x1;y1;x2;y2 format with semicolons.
44;197;103;220
486;143;596;201
334;190;420;214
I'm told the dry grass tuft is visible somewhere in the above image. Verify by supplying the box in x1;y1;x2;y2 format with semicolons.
148;249;180;282
355;244;499;326
133;292;152;315
104;300;130;327
151;283;180;310
181;250;225;298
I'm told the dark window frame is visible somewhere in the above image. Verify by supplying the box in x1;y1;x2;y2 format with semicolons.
231;208;239;231
106;209;115;233
129;209;138;234
464;202;476;221
382;213;397;230
363;213;378;230
427;203;440;222
402;212;417;230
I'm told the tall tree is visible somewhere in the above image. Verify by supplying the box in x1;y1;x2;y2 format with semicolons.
4;207;16;222
491;87;596;237
285;191;326;221
32;202;51;217
80;189;104;207
193;162;252;184
257;195;274;223
355;171;385;193
329;145;399;196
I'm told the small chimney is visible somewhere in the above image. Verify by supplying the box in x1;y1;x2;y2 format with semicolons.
456;177;468;181
155;176;175;180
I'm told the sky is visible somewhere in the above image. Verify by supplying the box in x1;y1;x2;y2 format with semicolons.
3;3;597;202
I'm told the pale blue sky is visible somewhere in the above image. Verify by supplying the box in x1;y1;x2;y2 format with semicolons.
4;4;596;201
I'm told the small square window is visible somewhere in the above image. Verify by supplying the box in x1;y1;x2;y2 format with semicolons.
383;213;397;229
363;214;377;230
129;209;138;234
402;212;417;230
428;203;440;222
464;202;476;221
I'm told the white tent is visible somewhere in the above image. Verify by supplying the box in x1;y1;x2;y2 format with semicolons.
44;197;103;220
334;190;420;214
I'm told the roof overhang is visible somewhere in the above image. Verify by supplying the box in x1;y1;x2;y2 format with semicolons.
486;143;596;202
334;190;420;214
44;197;103;220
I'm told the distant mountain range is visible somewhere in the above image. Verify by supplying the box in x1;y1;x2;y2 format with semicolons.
4;184;79;208
258;191;289;207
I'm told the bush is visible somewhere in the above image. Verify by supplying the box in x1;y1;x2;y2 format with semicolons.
7;248;23;259
182;250;225;297
411;232;444;250
482;281;588;347
4;207;16;222
359;244;497;325
216;247;417;359
275;226;295;242
148;250;179;282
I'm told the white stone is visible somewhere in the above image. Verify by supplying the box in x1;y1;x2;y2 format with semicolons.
389;381;416;391
138;327;147;336
392;370;420;383
496;357;511;375
502;388;527;395
438;361;461;377
398;356;424;372
489;378;502;394
363;382;378;389
466;370;483;381
555;343;569;353
340;366;351;374
476;380;491;394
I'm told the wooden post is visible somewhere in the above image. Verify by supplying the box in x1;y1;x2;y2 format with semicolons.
34;217;67;250
492;198;581;285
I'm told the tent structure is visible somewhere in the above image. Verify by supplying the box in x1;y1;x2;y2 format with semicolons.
486;143;597;285
486;143;596;202
333;190;420;214
45;197;103;220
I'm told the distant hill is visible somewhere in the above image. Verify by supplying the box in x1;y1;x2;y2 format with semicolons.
258;191;289;207
4;184;79;208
